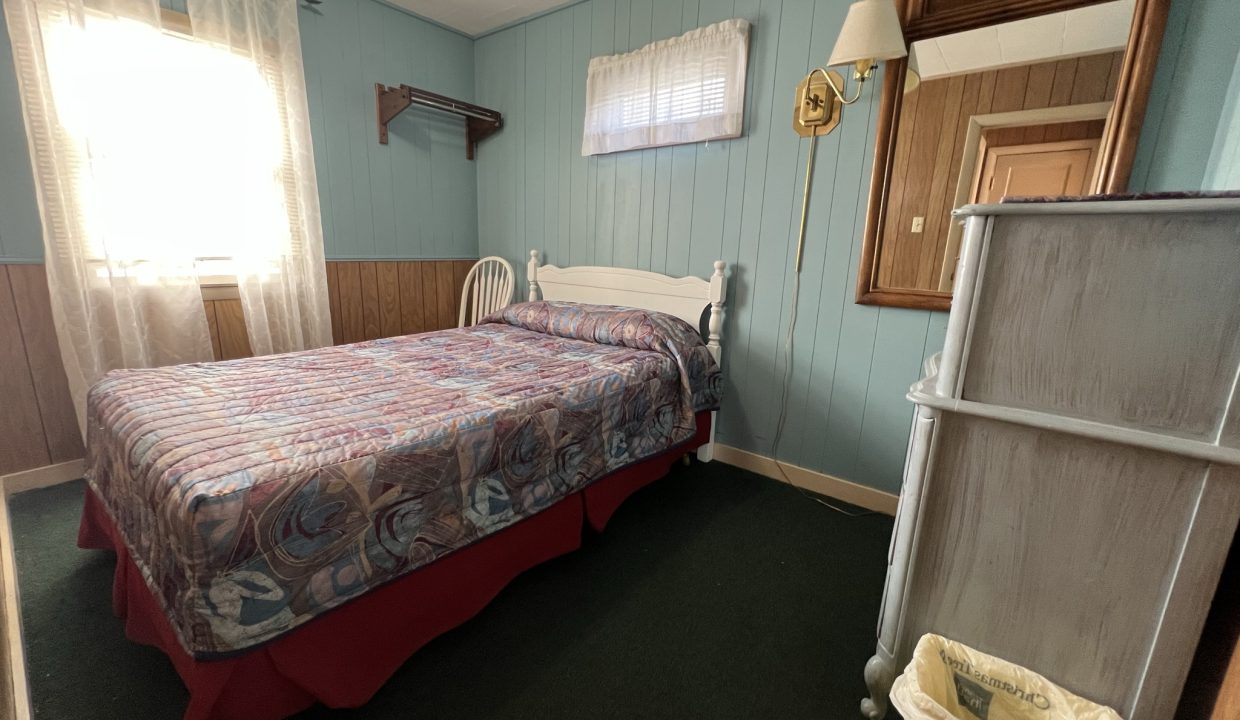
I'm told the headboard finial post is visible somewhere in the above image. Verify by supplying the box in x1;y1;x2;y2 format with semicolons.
528;250;540;302
707;260;726;364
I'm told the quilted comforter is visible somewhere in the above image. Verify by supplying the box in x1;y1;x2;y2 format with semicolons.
85;301;721;658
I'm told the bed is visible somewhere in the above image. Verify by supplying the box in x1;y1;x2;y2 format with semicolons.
76;253;727;720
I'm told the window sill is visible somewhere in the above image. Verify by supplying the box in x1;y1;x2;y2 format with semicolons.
200;284;240;301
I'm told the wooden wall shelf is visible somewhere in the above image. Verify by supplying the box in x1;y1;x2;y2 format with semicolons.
375;83;502;160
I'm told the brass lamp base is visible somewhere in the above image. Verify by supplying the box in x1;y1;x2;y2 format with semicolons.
792;70;844;138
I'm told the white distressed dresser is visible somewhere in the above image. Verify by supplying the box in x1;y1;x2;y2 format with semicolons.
860;198;1240;720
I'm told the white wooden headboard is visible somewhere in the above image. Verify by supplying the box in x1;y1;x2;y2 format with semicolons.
526;250;727;363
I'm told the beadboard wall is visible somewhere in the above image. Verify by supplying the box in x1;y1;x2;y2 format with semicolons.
1130;0;1240;191
298;0;480;259
1208;52;1240;190
474;0;949;492
0;7;39;263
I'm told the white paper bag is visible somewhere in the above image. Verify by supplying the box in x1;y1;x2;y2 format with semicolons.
890;634;1124;720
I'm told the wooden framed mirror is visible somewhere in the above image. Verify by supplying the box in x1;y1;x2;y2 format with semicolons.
856;0;1171;310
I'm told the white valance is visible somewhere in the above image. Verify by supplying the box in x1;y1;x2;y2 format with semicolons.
582;18;751;156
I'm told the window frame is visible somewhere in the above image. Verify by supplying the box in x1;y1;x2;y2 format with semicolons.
57;6;299;287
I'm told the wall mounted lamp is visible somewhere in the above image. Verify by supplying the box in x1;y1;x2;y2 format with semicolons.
791;0;907;272
793;0;907;138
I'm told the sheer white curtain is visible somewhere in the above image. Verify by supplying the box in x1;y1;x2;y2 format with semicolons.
4;0;332;428
188;0;332;357
5;0;212;431
581;18;750;156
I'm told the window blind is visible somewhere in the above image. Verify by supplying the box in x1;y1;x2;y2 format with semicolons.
582;18;751;156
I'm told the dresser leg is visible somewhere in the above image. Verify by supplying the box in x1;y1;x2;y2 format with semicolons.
860;653;896;719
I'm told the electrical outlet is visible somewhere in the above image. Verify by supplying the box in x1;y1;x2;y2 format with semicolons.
911;216;925;233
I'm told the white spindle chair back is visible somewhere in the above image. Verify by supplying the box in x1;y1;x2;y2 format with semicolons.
458;256;516;327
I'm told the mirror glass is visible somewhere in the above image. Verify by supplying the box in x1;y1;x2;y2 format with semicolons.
873;0;1135;295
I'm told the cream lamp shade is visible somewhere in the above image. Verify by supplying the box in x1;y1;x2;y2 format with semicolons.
904;42;922;93
904;67;921;93
828;0;908;67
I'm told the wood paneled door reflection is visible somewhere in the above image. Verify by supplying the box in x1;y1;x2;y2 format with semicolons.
974;139;1100;203
874;51;1123;295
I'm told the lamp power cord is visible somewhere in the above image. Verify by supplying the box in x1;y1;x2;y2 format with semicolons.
766;132;874;519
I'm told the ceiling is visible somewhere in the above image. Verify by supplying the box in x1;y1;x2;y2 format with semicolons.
389;0;571;37
910;0;1134;81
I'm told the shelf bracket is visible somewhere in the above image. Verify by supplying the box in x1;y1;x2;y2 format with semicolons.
375;82;412;146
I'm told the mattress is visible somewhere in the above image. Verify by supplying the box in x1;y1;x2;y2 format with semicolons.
85;301;721;658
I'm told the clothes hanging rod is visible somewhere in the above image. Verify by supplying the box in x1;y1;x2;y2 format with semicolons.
415;97;494;122
375;83;503;160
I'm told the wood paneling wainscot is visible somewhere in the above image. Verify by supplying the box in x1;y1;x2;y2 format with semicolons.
1;260;473;474
0;264;82;476
323;260;474;346
201;297;254;361
204;260;474;360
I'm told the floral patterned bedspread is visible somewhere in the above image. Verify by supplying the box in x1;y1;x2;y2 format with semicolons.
85;302;721;658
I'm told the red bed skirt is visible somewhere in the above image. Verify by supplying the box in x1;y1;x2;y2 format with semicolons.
76;412;711;720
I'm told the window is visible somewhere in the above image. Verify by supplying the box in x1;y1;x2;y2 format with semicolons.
581;18;751;156
42;11;292;280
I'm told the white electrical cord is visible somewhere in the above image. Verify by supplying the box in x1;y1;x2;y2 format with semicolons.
766;137;874;519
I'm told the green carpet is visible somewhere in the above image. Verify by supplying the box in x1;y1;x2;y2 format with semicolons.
11;461;893;719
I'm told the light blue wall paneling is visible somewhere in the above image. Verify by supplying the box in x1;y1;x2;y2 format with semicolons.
475;0;950;493
0;0;479;262
0;5;43;263
1205;48;1240;190
1130;0;1240;191
298;0;478;259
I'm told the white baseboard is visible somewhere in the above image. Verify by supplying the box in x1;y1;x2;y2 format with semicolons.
713;445;899;516
0;481;31;720
1;459;84;497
